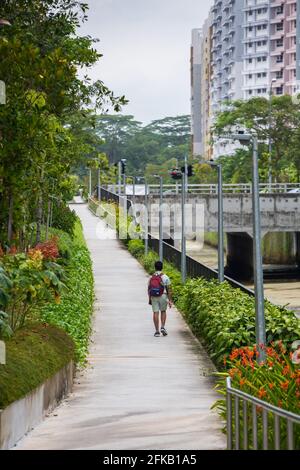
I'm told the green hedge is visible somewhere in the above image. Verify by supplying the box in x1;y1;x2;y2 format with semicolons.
40;221;94;363
0;323;75;408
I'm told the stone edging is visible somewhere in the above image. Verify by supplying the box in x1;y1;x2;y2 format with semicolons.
0;361;74;449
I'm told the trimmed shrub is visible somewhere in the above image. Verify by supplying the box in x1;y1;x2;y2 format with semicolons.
40;220;94;363
51;202;77;236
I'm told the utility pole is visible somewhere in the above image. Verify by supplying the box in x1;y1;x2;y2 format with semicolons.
268;79;276;188
118;161;122;195
181;168;187;283
154;175;163;262
252;134;266;362
217;164;224;282
220;133;266;363
97;166;101;203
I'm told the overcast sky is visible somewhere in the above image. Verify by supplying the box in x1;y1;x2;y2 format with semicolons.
79;0;213;124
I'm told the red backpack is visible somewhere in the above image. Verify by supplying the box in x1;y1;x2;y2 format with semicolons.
148;273;164;297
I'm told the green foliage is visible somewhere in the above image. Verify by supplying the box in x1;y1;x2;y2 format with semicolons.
0;250;66;333
177;278;300;367
0;0;127;247
92;114;191;175
128;239;145;258
51;203;77;236
0;323;75;409
214;95;300;183
40;221;94;363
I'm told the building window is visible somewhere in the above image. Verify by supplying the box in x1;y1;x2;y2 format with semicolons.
276;6;283;15
276;22;283;31
276;55;283;63
276;70;283;79
276;38;283;47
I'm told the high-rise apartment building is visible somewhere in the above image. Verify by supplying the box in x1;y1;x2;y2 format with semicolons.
191;0;300;159
191;28;203;156
243;0;270;99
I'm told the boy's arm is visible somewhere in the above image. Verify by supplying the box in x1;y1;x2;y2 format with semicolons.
166;285;173;307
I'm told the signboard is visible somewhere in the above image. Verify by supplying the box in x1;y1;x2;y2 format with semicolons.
0;80;6;104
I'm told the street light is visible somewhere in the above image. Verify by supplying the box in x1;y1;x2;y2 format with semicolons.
153;175;163;262
220;132;266;362
201;159;224;283
136;176;149;256
268;78;277;188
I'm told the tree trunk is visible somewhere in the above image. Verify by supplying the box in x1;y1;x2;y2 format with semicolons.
36;190;43;244
7;189;13;244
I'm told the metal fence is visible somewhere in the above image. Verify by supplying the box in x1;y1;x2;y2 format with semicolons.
148;234;254;295
226;377;300;450
145;182;300;195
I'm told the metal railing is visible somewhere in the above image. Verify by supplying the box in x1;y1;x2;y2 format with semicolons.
144;183;300;195
226;377;300;450
104;183;300;196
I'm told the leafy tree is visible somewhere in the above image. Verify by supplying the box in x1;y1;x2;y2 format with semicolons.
213;96;300;182
0;0;127;246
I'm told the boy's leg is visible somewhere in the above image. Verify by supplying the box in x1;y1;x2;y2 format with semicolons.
161;311;166;328
153;312;160;332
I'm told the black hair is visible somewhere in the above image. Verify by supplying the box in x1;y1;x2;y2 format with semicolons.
155;260;163;271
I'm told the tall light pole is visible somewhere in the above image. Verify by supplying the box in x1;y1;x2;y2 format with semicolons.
221;133;266;362
181;167;187;283
154;175;163;262
268;78;276;188
136;177;149;256
97;166;101;203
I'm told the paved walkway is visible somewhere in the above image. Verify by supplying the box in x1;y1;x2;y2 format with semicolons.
16;203;225;450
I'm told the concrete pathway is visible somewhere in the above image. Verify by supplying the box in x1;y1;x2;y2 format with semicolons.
16;203;226;450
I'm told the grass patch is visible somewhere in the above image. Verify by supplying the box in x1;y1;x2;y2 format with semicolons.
0;323;75;409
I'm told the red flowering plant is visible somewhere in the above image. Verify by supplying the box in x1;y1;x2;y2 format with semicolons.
34;236;59;260
0;236;66;334
213;341;300;449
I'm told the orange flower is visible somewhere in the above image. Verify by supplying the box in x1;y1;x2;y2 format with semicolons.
268;383;275;390
239;378;246;388
282;366;290;376
258;387;267;399
278;400;283;408
229;349;240;361
280;381;289;391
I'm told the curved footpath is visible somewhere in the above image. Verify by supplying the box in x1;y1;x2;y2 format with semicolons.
16;203;225;450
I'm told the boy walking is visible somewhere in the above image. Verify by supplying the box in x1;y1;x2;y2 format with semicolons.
148;261;172;337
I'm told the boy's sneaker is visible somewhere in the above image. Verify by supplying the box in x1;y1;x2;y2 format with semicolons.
154;331;160;337
161;327;168;336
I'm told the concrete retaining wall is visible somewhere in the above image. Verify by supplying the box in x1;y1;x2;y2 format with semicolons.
0;361;74;449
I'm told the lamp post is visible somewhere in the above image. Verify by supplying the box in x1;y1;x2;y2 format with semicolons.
154;175;163;262
97;166;101;203
268;78;277;188
181;167;187;283
136;177;149;256
118;161;122;195
88;167;92;197
203;160;224;283
221;132;266;362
